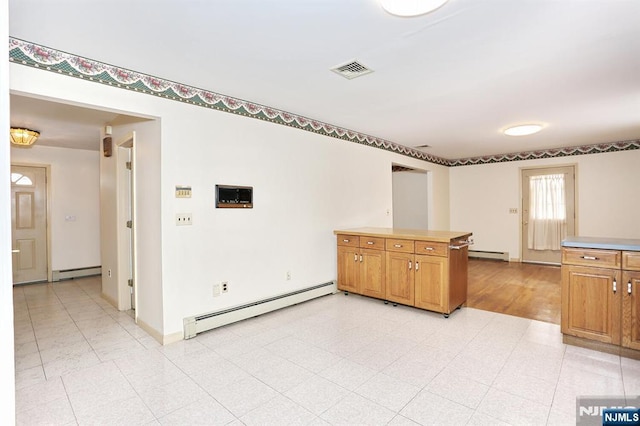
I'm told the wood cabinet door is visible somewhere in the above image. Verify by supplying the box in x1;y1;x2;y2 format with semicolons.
360;248;385;299
385;251;414;305
337;246;360;293
622;270;640;350
414;254;447;313
561;265;621;345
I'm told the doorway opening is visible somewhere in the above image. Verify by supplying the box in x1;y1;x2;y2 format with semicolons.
521;165;576;264
391;165;431;229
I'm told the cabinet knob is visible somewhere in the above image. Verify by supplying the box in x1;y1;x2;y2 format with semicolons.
394;244;402;248
360;255;363;263
343;239;350;243
629;281;633;295
613;279;617;294
367;241;374;245
415;262;419;271
424;247;434;251
581;255;598;260
409;260;412;270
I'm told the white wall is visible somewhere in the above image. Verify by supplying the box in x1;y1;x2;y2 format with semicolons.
392;171;429;229
11;145;101;271
11;64;448;340
1;0;16;422
450;149;640;260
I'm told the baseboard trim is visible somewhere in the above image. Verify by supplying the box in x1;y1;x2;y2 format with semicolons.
101;291;117;309
136;318;182;346
563;334;640;360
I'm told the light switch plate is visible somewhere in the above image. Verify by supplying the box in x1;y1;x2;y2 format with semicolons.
175;186;192;198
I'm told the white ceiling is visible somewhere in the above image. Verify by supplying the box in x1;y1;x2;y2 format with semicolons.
8;0;640;159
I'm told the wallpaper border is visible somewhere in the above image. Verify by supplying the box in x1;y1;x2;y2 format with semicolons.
8;38;640;167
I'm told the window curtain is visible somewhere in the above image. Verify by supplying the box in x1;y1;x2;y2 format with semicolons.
528;174;567;250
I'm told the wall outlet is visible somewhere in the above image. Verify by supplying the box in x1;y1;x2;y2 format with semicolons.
212;283;221;297
286;271;291;281
176;213;193;225
108;269;112;278
222;281;229;293
509;208;518;214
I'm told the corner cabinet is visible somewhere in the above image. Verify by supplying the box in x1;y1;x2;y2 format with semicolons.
561;238;640;359
335;228;472;317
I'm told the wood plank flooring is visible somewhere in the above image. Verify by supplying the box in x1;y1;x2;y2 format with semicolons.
466;259;561;324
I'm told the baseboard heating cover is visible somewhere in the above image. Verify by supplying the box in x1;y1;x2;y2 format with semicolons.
468;250;509;262
52;266;102;281
183;281;337;339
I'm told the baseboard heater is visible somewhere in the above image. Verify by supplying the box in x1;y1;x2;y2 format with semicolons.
183;281;337;339
468;250;509;262
52;266;102;281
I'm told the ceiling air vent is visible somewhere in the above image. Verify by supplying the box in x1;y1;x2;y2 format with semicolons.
415;144;431;149
331;60;374;80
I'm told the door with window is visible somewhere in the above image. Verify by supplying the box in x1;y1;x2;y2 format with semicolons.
522;166;576;264
11;165;48;284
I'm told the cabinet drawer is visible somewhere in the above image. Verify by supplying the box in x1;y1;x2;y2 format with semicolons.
415;241;448;257
623;251;640;271
360;236;385;250
337;234;359;247
386;238;415;253
562;248;620;269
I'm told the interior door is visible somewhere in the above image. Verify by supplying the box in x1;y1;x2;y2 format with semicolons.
522;166;576;264
11;165;48;284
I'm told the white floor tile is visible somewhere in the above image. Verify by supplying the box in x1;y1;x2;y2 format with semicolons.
284;374;351;416
477;387;551;425
426;368;489;409
12;278;640;426
157;395;237;425
355;372;421;412
240;394;316;426
400;390;474;425
320;393;396;426
208;376;279;417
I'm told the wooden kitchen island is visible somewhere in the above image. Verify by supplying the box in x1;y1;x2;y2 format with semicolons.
334;227;472;317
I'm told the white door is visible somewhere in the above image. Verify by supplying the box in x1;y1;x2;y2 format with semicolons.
521;166;576;264
11;165;48;284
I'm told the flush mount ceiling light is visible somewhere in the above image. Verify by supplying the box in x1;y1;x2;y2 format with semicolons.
380;0;449;17
503;124;543;136
10;127;40;146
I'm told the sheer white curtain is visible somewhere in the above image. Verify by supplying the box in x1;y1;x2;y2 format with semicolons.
528;174;567;250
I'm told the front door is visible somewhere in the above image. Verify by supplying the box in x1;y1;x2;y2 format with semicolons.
11;165;48;284
521;166;576;264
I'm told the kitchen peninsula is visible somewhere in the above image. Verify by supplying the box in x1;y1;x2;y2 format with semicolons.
561;236;640;359
334;227;472;317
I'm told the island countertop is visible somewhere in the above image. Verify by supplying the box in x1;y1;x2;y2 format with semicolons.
561;236;640;252
334;227;472;243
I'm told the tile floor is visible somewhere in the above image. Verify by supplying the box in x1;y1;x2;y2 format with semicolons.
13;276;640;425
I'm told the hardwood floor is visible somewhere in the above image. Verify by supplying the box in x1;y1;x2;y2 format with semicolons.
466;259;561;324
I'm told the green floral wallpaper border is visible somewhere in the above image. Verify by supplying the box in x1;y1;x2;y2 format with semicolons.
8;38;640;167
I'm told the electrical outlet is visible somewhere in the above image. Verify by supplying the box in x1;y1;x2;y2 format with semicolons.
222;281;229;293
108;269;112;278
212;283;221;297
509;208;518;214
286;271;291;281
176;213;193;225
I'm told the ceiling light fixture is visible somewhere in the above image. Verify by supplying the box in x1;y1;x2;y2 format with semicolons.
503;124;543;136
10;127;40;146
380;0;449;17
